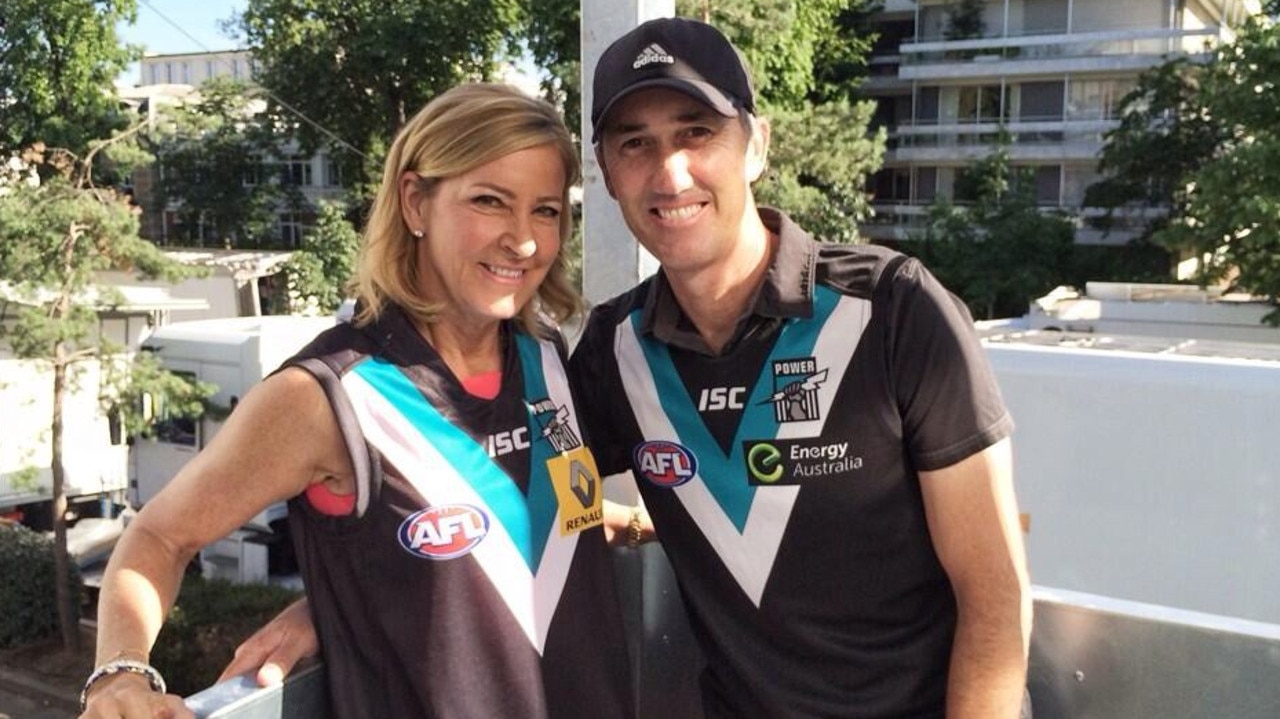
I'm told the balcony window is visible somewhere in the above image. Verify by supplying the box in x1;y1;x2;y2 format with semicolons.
957;85;1005;124
1033;165;1062;206
916;87;941;125
1067;78;1137;121
916;167;939;203
1019;81;1065;122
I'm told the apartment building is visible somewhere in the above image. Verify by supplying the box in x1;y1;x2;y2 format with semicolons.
861;0;1258;245
127;50;345;248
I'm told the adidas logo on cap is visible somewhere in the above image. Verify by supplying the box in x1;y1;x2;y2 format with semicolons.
632;43;674;69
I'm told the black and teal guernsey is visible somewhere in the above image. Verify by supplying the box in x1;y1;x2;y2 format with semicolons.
572;209;1012;718
281;305;633;719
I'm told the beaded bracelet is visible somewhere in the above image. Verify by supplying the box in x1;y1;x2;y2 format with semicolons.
80;659;168;711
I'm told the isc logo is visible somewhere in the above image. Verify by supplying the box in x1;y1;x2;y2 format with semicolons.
698;386;746;412
633;441;698;488
398;504;490;560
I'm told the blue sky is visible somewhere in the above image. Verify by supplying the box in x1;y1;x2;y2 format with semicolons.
116;0;247;85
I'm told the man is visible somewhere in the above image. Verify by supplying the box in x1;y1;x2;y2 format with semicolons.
571;17;1030;718
224;17;1030;718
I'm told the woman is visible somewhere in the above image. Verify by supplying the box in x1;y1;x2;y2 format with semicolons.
80;83;634;718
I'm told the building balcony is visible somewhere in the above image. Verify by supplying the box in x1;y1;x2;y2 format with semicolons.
886;118;1114;162
861;202;1157;246
898;27;1222;80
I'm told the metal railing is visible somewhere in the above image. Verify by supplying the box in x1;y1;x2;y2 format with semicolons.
184;546;1280;718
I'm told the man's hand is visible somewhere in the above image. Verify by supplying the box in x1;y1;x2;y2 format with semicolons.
218;598;318;687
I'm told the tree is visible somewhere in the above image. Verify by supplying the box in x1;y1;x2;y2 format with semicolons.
522;0;581;134
676;0;886;243
1088;13;1280;323
0;0;138;159
913;143;1076;320
0;139;210;650
150;79;283;248
234;0;525;191
284;200;360;315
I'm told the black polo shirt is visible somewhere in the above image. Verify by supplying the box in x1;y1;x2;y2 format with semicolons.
572;208;1012;718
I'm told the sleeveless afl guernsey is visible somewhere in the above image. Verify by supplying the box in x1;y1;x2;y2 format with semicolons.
282;307;633;718
572;209;1012;718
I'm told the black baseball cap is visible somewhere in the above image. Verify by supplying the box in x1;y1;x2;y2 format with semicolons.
591;17;756;142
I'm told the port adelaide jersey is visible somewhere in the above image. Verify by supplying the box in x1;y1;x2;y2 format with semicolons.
283;306;633;719
572;209;1012;717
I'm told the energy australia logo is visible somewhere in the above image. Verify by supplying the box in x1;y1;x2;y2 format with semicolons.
761;357;828;423
743;439;863;485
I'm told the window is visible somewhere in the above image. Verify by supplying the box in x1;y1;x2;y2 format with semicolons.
1068;79;1138;121
957;85;1004;123
915;167;939;203
871;168;912;203
1033;165;1062;206
324;157;342;187
1019;81;1065;122
242;161;263;187
916;87;941;125
278;212;306;247
279;156;312;186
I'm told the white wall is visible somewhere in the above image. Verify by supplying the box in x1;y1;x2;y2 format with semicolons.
988;343;1280;623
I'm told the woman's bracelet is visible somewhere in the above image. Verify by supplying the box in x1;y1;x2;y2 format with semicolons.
80;659;167;711
626;505;645;548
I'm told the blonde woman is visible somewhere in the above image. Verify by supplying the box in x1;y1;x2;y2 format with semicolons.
82;84;634;719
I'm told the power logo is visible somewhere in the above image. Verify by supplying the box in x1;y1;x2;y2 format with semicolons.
633;441;698;488
398;504;490;560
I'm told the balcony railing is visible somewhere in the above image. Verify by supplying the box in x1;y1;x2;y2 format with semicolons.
181;547;1280;719
901;27;1223;66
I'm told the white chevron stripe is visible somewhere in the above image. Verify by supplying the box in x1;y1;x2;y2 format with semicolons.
342;371;555;649
529;339;581;641
615;294;872;606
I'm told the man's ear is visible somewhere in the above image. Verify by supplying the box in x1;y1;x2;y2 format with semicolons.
594;145;618;199
746;117;771;183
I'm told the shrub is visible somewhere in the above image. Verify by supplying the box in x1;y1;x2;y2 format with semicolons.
0;523;82;648
152;576;301;695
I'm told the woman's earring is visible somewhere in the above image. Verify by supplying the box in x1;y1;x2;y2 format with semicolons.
411;229;424;238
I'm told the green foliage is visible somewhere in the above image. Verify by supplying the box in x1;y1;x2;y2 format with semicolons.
676;0;886;242
0;0;139;157
944;0;986;41
1088;16;1280;323
0;144;209;649
149;78;284;248
151;576;301;696
522;0;581;134
235;0;524;189
913;144;1076;320
757;100;885;243
284;200;361;314
0;524;81;648
101;351;216;441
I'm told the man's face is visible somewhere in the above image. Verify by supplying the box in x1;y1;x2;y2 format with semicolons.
596;88;766;276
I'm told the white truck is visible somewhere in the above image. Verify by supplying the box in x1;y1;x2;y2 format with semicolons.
131;315;335;583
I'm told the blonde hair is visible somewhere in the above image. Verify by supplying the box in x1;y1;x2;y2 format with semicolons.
351;83;582;334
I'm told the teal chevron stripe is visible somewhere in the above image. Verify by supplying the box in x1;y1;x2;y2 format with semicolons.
630;285;841;530
514;333;560;572
352;357;534;568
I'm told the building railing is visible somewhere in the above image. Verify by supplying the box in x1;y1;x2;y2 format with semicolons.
182;546;1280;718
901;27;1223;65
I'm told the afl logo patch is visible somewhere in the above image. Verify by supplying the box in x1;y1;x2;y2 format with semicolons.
633;441;698;488
398;504;490;560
